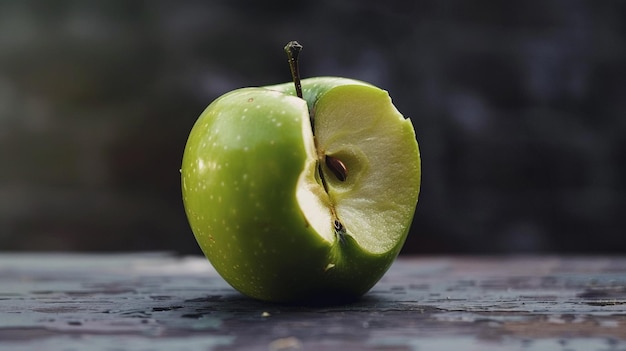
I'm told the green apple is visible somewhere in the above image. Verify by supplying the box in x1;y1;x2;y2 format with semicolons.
181;42;420;303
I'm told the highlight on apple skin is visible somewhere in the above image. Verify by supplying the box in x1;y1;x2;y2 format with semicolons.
181;41;421;304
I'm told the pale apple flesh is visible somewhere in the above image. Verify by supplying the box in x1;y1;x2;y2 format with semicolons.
269;78;421;255
181;77;420;303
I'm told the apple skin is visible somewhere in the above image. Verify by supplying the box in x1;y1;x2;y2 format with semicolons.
181;77;420;303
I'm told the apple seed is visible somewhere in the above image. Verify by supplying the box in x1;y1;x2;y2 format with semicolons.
325;155;347;181
333;219;347;244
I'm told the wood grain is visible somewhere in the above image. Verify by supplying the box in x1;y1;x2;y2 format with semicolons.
1;254;624;350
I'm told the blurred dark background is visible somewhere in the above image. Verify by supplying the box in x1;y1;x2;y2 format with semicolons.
1;0;624;254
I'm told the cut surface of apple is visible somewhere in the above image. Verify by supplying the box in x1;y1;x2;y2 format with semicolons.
279;80;421;255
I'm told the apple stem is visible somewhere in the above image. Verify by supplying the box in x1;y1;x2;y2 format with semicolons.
284;41;303;99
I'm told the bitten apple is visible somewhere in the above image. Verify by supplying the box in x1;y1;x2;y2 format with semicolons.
181;42;420;303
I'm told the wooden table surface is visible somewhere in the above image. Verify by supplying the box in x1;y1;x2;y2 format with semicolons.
0;253;625;350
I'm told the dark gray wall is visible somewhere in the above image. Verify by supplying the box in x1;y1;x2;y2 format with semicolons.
1;0;624;254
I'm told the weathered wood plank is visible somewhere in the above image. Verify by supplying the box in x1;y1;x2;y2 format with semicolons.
1;254;625;350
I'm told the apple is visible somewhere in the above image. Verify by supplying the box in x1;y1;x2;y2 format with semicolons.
181;42;420;303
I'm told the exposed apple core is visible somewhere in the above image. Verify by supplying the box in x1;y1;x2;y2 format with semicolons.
295;83;421;255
